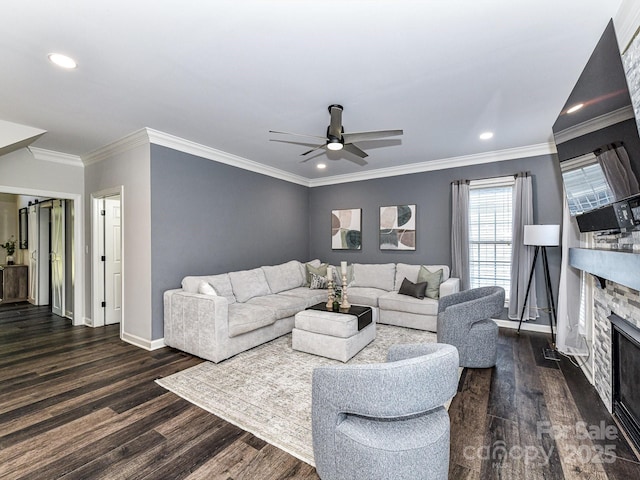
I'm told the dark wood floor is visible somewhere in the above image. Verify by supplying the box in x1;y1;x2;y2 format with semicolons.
0;303;638;479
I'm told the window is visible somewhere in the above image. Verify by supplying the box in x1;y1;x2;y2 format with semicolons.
468;176;514;300
561;152;614;215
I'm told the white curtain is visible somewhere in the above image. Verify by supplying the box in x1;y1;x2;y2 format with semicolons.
556;190;589;356
451;180;470;291
508;173;537;320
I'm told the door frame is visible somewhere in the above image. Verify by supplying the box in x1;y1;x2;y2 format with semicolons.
91;187;124;334
0;185;84;326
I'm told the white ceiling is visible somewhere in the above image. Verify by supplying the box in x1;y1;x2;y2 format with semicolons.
0;1;622;180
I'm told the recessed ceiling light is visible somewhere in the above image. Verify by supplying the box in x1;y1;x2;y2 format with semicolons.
479;131;494;140
317;163;327;170
567;103;584;114
48;53;77;69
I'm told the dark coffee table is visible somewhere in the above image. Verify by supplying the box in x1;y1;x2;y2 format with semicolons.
306;302;373;331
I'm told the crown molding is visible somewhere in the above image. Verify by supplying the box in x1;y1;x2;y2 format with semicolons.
29;146;83;167
77;127;558;188
82;129;150;166
308;142;558;187
146;128;309;187
553;106;635;145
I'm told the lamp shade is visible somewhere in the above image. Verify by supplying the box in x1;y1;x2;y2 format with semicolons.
523;224;560;246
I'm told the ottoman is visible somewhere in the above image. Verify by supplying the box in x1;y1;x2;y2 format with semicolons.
292;308;376;362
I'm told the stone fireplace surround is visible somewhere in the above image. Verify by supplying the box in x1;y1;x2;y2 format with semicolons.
569;230;640;454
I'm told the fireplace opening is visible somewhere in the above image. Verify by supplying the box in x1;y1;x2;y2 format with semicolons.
611;314;640;452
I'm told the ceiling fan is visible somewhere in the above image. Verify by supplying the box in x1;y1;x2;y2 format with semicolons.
269;104;403;164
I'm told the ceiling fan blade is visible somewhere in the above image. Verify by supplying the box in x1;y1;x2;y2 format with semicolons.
345;155;368;167
301;144;327;156
328;105;343;138
269;130;325;140
342;129;403;143
343;143;368;159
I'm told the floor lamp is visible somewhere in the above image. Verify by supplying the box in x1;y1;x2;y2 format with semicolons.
516;224;560;360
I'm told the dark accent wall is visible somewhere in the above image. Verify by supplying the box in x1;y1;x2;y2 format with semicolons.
150;147;563;339
150;145;310;339
309;154;564;306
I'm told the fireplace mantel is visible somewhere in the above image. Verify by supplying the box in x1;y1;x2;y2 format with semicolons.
569;248;640;291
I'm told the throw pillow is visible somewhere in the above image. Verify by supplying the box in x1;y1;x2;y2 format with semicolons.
398;278;427;299
417;266;443;299
305;263;328;287
198;281;217;296
309;273;328;290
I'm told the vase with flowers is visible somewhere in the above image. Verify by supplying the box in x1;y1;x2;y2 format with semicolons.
1;236;17;265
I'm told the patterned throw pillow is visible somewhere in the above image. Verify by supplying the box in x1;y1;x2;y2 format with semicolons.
309;273;328;289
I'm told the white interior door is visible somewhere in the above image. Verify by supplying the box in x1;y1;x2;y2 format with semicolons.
50;200;65;317
28;204;39;304
104;196;122;325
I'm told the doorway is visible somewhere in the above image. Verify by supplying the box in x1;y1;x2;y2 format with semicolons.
92;190;123;328
0;186;83;325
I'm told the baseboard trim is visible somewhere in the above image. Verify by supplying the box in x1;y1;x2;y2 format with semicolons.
495;318;552;333
121;331;166;351
83;317;93;327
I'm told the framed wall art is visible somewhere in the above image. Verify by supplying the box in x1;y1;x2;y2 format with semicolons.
331;208;362;250
379;204;416;250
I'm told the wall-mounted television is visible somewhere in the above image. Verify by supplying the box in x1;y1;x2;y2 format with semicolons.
552;20;640;232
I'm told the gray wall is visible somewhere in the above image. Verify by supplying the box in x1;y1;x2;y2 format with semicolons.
150;147;563;339
150;145;310;339
309;154;564;306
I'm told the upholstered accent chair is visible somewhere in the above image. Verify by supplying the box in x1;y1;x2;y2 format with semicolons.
437;286;505;368
311;343;459;480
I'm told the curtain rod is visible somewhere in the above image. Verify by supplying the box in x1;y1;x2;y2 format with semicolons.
594;141;624;156
451;171;531;185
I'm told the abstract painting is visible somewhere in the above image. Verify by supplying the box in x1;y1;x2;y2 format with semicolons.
331;209;362;250
379;204;416;250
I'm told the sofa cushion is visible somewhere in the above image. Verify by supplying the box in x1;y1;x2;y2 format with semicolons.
398;278;427;299
378;291;439;316
227;303;277;337
394;264;450;290
182;274;236;304
346;287;388;307
247;294;307;320
279;287;328;307
418;266;444;299
351;263;396;291
229;268;272;303
262;260;305;294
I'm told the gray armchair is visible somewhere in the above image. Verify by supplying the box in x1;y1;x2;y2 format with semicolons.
437;286;505;368
311;343;459;480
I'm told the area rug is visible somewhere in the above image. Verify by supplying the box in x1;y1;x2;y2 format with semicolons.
156;324;443;466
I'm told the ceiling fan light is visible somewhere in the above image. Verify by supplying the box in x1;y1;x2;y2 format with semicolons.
327;139;343;151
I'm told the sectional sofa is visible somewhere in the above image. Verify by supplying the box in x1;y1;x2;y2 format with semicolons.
164;260;459;363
